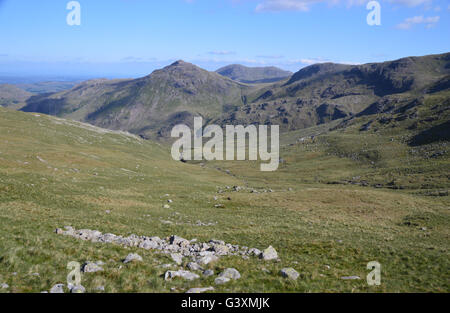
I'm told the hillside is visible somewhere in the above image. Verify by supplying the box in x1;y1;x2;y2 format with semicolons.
218;53;450;131
0;84;32;109
21;61;252;139
216;64;292;84
0;105;448;293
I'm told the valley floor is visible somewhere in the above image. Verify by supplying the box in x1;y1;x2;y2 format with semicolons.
0;108;448;293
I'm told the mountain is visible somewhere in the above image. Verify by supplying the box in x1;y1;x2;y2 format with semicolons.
18;53;450;138
21;60;252;138
0;84;33;109
216;64;292;84
217;53;450;131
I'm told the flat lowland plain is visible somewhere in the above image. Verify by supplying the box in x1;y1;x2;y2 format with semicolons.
0;107;448;293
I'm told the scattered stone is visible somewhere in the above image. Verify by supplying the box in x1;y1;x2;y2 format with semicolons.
260;246;278;261
341;276;361;280
165;270;200;281
171;253;183;265
219;268;241;280
82;261;104;273
168;199;173;203
203;270;214;277
324;265;331;270
123;253;143;264
214;277;230;285
55;226;264;264
1;283;9;289
213;245;229;256
105;210;111;214
70;285;86;293
170;235;190;247
186;287;214;294
50;284;65;293
248;248;261;257
280;268;299;280
163;204;171;209
214;204;225;208
187;262;203;271
197;255;219;265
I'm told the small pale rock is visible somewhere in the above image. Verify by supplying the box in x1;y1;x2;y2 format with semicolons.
82;261;104;273
260;246;278;261
165;270;200;281
280;268;299;280
171;253;183;265
214;277;230;285
1;283;9;289
50;284;65;293
219;268;241;280
341;276;361;280
123;253;143;264
197;255;219;265
70;285;86;293
203;270;214;277
186;287;214;293
187;262;203;271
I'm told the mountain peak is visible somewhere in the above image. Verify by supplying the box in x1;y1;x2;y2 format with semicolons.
216;64;292;84
169;60;193;67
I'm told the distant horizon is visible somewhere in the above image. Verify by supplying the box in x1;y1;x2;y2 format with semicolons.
1;50;449;83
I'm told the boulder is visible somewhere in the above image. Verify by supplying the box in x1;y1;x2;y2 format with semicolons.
280;268;299;280
260;246;278;261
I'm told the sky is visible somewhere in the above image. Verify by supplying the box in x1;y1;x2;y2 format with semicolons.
0;0;449;79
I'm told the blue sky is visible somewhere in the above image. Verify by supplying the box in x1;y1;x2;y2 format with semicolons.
0;0;449;78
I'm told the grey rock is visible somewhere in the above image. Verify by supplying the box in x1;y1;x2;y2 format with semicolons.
70;285;86;293
1;283;9;289
260;246;278;261
213;245;229;256
219;268;241;280
341;276;361;280
50;283;65;293
187;262;203;271
170;235;190;247
164;270;200;281
123;253;143;264
82;261;104;273
280;268;299;280
203;270;214;277
171;253;183;265
214;277;230;285
186;287;214;293
197;255;219;265
248;248;261;257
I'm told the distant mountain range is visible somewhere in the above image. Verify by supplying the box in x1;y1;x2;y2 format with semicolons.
2;53;449;139
216;64;292;84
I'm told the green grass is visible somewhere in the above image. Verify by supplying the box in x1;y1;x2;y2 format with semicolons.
0;107;449;293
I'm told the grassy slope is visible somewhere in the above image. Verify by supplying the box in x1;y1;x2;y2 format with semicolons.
0;107;448;293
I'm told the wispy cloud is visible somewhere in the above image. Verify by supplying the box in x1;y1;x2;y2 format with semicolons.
389;0;432;7
255;0;433;12
208;50;236;55
396;15;440;29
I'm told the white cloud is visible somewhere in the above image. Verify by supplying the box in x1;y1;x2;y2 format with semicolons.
255;0;433;12
256;0;318;12
389;0;431;7
396;15;440;29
